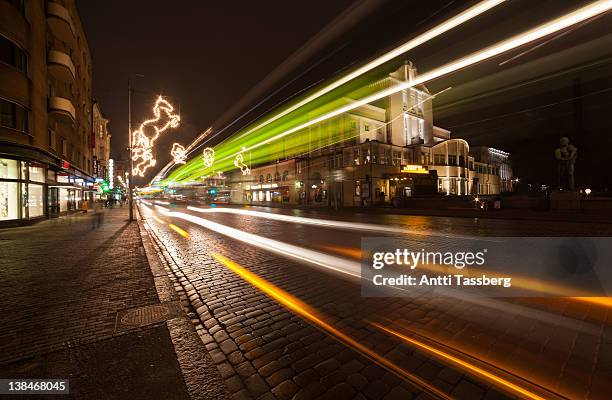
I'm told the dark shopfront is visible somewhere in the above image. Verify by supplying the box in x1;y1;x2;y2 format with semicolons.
385;168;438;204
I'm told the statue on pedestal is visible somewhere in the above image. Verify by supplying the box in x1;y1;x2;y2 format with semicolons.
554;137;577;190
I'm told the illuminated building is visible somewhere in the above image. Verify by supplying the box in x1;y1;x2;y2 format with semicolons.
0;0;98;225
230;63;512;207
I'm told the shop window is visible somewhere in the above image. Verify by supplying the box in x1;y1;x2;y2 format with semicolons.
0;35;27;73
0;98;29;133
0;181;19;220
0;158;19;179
28;165;45;182
26;184;44;218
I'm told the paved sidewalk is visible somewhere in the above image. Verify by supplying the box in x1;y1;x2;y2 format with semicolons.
0;208;192;399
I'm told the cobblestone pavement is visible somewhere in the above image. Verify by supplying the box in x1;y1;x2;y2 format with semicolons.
0;208;193;399
141;203;612;400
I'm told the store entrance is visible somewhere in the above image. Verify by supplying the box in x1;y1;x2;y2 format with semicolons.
48;187;59;218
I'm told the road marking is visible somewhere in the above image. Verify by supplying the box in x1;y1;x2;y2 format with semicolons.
169;223;189;238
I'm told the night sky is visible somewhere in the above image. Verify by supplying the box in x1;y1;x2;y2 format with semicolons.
78;1;612;190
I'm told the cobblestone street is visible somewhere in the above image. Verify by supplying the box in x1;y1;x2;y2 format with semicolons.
141;204;612;400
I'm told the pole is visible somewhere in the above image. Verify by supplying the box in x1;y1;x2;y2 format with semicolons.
128;80;134;221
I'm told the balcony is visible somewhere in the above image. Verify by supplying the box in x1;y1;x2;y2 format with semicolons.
49;96;76;123
48;50;76;83
47;2;76;43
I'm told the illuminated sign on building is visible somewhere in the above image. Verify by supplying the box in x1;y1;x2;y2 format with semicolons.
401;165;429;174
108;159;114;189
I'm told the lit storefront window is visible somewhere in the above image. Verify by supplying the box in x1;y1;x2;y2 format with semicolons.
27;184;44;218
29;165;45;182
0;159;19;179
0;181;19;220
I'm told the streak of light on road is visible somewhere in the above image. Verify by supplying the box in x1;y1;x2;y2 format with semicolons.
229;0;505;142
185;205;478;239
169;223;190;238
227;0;612;159
152;215;166;225
321;244;612;308
211;252;452;400
155;207;361;279
371;323;551;400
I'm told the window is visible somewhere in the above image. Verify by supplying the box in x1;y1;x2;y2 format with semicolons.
364;123;369;132
0;158;19;179
274;172;280;182
0;35;27;73
448;155;457;165
28;165;45;182
282;170;289;181
26;184;44;218
259;175;264;183
434;154;445;165
61;139;68;156
266;173;272;182
0;181;19;220
0;98;29;132
392;151;401;166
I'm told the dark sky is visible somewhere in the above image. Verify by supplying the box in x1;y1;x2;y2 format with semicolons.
78;1;612;190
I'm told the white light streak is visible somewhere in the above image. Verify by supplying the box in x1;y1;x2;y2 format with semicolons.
224;1;612;161
155;208;361;279
186;206;481;240
231;0;505;142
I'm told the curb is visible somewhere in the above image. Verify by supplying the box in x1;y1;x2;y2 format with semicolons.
136;208;230;400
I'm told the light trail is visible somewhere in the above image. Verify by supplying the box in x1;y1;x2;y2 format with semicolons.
322;244;612;308
186;205;473;239
152;215;166;225
155;207;361;279
212;253;452;400
168;223;190;238
220;1;612;161
371;323;550;400
229;0;505;142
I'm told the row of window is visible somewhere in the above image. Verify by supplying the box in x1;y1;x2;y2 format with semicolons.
258;170;290;183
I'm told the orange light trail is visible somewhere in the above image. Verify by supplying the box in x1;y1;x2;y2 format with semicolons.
372;323;549;400
169;223;189;238
211;252;451;400
322;245;612;309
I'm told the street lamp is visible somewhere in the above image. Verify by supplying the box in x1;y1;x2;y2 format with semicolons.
128;74;144;222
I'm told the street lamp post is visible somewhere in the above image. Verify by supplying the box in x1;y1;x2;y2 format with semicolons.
128;80;134;221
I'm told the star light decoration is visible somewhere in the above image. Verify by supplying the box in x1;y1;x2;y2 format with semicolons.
132;96;181;177
171;143;187;164
234;153;250;175
202;147;215;168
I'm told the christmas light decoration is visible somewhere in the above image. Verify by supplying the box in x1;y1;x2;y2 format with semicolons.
171;143;187;164
234;153;250;175
132;96;181;177
202;147;215;168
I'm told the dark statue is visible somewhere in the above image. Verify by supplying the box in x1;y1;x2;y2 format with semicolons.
554;137;577;190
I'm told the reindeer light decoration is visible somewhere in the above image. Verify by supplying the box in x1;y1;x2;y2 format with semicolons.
171;143;187;164
234;153;250;175
132;96;180;177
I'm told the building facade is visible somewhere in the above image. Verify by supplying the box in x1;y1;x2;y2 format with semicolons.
228;63;512;208
1;0;96;225
92;100;110;182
